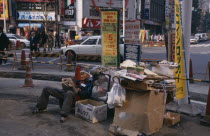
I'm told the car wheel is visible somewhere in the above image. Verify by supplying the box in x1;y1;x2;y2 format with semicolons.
66;50;76;61
20;42;26;48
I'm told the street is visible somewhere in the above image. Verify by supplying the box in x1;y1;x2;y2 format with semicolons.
0;78;210;136
2;40;209;80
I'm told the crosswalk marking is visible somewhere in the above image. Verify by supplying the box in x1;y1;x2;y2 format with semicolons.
190;44;210;47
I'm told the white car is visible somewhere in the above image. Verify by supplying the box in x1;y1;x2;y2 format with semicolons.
6;34;30;48
195;33;208;41
60;35;125;61
190;36;199;44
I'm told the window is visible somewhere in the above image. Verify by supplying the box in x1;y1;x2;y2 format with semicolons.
98;39;101;45
82;38;97;45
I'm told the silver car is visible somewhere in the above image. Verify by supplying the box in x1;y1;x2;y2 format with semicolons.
60;35;125;61
6;34;30;48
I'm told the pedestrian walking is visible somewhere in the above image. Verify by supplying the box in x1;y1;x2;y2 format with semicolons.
32;71;93;123
29;32;39;52
47;31;54;51
0;26;10;65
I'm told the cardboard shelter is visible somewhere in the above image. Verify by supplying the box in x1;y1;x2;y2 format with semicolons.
112;90;166;135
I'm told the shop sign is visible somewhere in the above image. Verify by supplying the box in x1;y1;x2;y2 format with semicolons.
17;2;42;11
174;0;186;99
60;0;64;15
0;0;9;20
124;44;140;63
124;20;140;45
18;23;43;28
144;0;150;20
16;11;55;21
64;3;75;20
82;18;134;29
101;10;119;67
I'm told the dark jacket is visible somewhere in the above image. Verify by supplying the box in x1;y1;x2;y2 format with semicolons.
0;32;10;51
75;77;93;99
29;36;39;47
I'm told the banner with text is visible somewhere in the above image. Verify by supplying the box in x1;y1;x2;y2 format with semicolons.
124;44;140;63
124;20;140;45
0;0;9;20
101;10;119;67
174;0;186;99
16;11;55;21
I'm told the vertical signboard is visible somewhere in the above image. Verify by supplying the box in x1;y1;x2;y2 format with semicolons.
144;0;150;20
0;0;8;20
174;0;186;99
101;10;119;67
124;20;141;63
124;44;140;63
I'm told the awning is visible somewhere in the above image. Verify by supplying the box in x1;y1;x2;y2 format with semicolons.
18;23;44;28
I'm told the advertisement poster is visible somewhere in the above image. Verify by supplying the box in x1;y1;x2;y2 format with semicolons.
174;0;186;99
124;20;140;45
124;44;140;63
101;10;119;67
16;11;55;21
0;0;9;20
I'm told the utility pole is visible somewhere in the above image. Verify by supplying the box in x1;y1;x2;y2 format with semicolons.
123;0;125;37
3;0;7;32
55;0;59;47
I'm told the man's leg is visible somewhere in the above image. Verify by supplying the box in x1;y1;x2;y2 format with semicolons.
60;91;76;117
36;87;64;110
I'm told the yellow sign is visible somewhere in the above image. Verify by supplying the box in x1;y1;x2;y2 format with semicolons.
0;0;9;20
174;0;186;99
101;11;119;67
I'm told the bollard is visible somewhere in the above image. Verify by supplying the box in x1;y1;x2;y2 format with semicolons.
74;65;81;80
65;51;72;71
19;50;26;70
22;59;34;87
200;86;210;126
189;58;194;83
208;61;210;81
16;40;20;50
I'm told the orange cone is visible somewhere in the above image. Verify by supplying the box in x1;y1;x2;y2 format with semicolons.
74;65;81;80
189;58;194;83
19;50;26;70
22;60;34;87
65;51;72;71
200;86;210;126
16;40;20;50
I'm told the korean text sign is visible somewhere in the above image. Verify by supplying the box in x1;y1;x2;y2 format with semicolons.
101;10;119;67
174;0;186;99
0;0;9;20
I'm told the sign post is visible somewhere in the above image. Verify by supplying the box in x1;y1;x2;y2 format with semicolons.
124;20;141;64
101;10;120;67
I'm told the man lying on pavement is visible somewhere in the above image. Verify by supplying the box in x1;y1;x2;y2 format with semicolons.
32;71;93;123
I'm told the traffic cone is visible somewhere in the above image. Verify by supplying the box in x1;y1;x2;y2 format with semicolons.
65;51;72;71
74;65;81;80
22;60;34;87
16;40;20;50
200;86;210;126
18;50;26;70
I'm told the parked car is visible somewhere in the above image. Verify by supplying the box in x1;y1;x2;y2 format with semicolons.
6;34;30;48
73;35;91;44
195;33;208;41
190;36;199;44
60;35;125;61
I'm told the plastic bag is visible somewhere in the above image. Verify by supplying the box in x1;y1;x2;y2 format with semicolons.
92;75;109;98
107;83;126;108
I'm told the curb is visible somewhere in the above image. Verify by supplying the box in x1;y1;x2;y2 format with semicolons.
0;71;75;81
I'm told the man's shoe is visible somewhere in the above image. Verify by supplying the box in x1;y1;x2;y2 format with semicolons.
32;108;47;114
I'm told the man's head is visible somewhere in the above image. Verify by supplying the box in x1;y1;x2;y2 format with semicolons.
80;71;91;81
0;26;3;33
31;32;35;37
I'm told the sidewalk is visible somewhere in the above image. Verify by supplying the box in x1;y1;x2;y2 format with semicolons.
0;77;210;136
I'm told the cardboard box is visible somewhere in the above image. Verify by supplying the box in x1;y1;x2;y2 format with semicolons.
152;65;174;76
163;112;180;126
112;91;166;135
75;99;107;123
